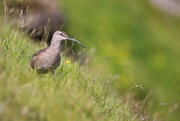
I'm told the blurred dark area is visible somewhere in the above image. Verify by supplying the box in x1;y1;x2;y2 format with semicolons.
5;0;65;46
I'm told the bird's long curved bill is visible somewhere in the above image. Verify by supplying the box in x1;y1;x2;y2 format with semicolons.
68;37;85;48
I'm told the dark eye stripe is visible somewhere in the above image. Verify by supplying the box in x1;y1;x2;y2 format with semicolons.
60;33;66;37
61;32;67;37
57;31;67;37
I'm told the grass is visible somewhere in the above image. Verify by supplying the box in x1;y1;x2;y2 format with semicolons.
1;0;180;120
60;0;180;120
0;22;141;120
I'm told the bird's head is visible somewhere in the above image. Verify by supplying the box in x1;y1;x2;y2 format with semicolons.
52;31;85;48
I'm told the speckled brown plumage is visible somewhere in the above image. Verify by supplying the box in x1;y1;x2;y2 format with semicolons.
30;47;61;74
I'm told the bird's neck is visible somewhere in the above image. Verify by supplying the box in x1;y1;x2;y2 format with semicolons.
49;41;61;54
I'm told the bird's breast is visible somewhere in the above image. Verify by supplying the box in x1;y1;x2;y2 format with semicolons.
35;52;60;71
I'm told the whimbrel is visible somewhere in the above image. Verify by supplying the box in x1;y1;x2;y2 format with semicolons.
30;31;85;81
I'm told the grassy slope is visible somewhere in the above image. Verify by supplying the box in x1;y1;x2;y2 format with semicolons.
1;0;180;120
59;0;180;120
0;23;138;120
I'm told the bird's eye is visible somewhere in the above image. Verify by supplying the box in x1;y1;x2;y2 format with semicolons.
60;33;66;37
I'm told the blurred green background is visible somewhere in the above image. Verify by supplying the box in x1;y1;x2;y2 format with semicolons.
1;0;180;120
60;0;180;120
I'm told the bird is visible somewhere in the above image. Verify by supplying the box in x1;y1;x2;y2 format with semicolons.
30;31;85;81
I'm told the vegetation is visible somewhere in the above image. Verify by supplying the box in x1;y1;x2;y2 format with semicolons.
1;0;180;120
0;22;141;120
60;0;180;120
